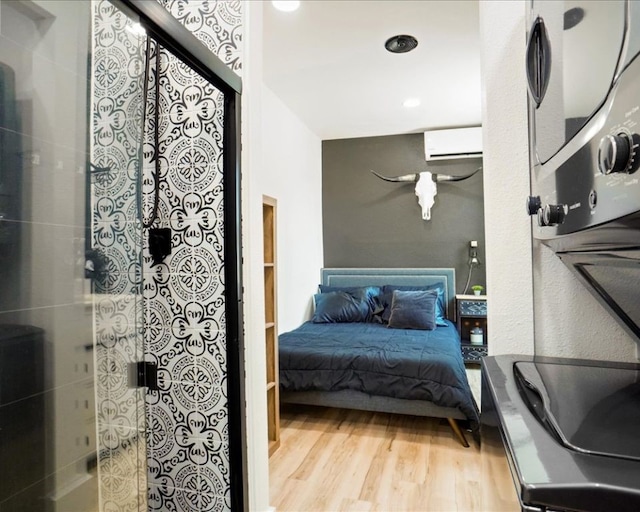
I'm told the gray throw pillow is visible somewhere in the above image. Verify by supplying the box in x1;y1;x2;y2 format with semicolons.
387;289;438;330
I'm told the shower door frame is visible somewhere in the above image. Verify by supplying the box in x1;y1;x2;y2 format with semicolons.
109;1;247;510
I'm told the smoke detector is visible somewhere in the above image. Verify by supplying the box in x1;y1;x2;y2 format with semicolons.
385;35;418;54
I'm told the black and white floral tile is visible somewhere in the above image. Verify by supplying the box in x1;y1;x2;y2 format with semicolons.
91;1;242;511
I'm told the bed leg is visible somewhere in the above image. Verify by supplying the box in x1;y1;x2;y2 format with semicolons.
447;418;469;447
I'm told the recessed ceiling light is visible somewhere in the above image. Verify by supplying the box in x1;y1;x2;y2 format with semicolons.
403;98;421;108
272;1;300;12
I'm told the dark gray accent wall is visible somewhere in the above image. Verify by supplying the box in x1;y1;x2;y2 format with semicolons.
322;133;486;294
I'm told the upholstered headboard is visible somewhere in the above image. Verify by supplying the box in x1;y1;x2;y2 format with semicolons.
320;268;456;319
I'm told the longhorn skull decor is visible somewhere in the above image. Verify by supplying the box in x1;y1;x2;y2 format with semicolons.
371;167;481;220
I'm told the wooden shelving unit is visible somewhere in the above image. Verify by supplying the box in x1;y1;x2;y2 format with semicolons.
263;196;280;456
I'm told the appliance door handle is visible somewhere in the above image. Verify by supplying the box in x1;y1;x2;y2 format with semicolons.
526;16;552;107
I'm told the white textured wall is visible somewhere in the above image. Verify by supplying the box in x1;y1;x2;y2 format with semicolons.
243;3;323;510
479;1;534;355
261;86;323;332
242;3;270;510
533;242;637;361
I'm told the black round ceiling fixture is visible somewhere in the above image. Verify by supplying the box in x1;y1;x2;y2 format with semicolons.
385;35;418;54
564;7;585;30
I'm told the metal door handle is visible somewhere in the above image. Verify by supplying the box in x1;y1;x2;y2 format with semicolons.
526;16;552;107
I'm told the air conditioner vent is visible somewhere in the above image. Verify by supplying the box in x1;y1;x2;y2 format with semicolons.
424;127;483;161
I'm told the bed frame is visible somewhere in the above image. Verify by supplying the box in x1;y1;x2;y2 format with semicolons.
280;267;471;447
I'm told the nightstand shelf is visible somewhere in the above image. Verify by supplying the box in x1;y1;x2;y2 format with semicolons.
456;294;488;364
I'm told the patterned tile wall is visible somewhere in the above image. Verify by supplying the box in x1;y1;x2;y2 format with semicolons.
92;1;242;511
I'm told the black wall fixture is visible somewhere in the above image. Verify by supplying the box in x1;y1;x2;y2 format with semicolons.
148;227;171;266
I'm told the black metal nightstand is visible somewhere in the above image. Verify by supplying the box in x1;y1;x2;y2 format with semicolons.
456;294;488;363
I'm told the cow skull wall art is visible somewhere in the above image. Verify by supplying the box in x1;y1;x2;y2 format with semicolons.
370;167;481;220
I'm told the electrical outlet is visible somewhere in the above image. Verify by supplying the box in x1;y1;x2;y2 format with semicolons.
469;240;480;266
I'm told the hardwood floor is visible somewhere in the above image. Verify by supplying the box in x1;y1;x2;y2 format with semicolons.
269;369;519;512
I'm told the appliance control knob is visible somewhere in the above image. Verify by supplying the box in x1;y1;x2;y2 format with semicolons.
541;204;566;226
526;195;542;215
598;133;632;175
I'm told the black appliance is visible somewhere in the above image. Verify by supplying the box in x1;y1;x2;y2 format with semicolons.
525;0;640;340
482;355;640;512
526;0;640;242
482;1;640;511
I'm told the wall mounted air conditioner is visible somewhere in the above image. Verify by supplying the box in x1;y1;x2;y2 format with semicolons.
424;126;483;161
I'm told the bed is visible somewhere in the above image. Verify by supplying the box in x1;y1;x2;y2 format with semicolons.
278;268;479;446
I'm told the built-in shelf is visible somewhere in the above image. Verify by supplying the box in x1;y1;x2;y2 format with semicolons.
263;196;280;456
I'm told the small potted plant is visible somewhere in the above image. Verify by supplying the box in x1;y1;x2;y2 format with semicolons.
471;285;484;296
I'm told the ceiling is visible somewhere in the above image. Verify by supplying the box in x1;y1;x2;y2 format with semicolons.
263;0;482;141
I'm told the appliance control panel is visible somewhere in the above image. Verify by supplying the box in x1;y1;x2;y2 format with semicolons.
528;53;640;239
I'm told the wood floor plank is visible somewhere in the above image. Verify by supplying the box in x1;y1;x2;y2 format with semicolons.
272;477;313;511
270;369;519;511
297;417;366;510
269;407;329;498
328;413;389;507
338;499;374;511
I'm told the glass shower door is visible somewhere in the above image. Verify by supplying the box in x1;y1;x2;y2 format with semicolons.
0;0;245;509
0;0;148;511
92;0;246;509
90;1;148;511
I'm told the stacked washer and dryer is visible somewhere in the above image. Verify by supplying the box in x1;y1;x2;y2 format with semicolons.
482;2;640;511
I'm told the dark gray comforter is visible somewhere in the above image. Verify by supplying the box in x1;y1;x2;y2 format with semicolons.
279;320;479;426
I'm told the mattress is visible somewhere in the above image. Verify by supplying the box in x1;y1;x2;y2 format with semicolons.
279;320;479;426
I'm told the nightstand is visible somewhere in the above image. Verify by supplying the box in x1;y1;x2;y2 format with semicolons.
456;294;488;363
